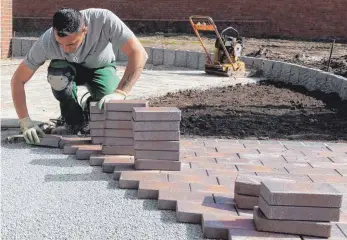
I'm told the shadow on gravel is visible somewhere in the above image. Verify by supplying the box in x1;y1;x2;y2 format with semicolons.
149;80;347;142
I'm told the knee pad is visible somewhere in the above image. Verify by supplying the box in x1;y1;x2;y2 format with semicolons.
47;60;76;101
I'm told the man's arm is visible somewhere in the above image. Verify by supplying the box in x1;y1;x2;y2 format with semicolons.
116;37;148;95
11;62;35;119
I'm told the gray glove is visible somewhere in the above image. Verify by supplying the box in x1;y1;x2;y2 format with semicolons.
19;117;45;144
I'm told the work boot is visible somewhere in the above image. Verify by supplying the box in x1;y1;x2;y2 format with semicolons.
50;115;90;136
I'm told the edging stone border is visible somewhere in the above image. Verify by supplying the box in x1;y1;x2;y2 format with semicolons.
12;37;347;100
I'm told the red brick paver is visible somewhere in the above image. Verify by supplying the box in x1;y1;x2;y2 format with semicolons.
37;135;347;239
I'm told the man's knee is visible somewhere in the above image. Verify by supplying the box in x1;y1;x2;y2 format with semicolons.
47;60;76;101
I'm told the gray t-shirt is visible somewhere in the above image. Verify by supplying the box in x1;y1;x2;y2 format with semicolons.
24;8;135;70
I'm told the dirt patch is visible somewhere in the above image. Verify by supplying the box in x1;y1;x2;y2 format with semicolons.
148;81;347;142
138;34;347;77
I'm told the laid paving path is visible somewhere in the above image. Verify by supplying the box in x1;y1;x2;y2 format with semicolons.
1;59;262;127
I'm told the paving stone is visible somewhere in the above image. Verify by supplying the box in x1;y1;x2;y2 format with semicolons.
90;113;106;121
102;146;134;155
63;144;88;154
104;137;133;146
228;227;301;239
261;59;274;79
279;62;293;83
75;145;102;160
216;158;262;165
236;207;254;218
102;155;134;173
135;159;181;171
269;61;282;81
59;136;91;149
234;174;297;196
89;102;103;114
133;131;180;141
133;121;180;131
259;195;340;221
190;162;236;170
191;183;234;194
284;155;332;163
176;201;238;224
105;99;148;112
38;135;62;148
206;169;247;177
309;175;347;183
132;107;181;121
198;52;206;70
289;64;301;85
236;165;287;173
138;181;190;199
234;193;258;210
180;156;216;163
260;180;343;207
144;47;153;64
104;129;133;138
305;69;325;91
135;150;179;161
285;166;340;175
118;171;168;189
252;58;263;70
158;190;214;210
168;173;218;184
302;223;347;239
216;147;259;154
89;154;106;166
105;111;132;120
105;120;132;129
89;121;105;129
255;172;312;182
91;137;104;145
163;49;175;66
310;162;347;169
187;51;199;69
253;206;332;238
174;50;187;67
202;213;255;239
217;176;238;189
134;140;179;151
90;129;104;137
152;47;164;66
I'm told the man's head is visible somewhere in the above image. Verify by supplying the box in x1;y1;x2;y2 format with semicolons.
53;8;88;53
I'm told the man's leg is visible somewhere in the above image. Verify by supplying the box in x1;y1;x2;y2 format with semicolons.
85;62;121;105
47;60;86;133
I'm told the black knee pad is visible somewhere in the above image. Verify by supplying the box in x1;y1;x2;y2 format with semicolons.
47;60;76;101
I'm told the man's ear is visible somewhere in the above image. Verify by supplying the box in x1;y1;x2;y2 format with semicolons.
82;26;88;34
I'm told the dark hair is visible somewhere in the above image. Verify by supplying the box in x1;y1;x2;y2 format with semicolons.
53;8;83;37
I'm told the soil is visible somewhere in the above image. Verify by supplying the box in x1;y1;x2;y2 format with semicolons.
138;34;347;77
148;81;347;142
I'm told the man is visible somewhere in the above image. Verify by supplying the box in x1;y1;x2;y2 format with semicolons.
11;8;148;145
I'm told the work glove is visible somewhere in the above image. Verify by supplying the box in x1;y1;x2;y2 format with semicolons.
19;117;45;144
97;90;127;110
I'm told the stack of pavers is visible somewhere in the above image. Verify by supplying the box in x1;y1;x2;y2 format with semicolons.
102;100;149;155
234;174;299;210
132;107;181;171
253;180;343;238
89;102;106;145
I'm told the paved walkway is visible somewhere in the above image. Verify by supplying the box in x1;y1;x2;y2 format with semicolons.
1;59;262;127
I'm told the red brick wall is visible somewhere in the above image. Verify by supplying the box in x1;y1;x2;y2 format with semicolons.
1;0;12;58
12;0;347;40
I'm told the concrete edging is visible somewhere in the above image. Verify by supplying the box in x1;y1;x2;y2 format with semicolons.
12;38;347;100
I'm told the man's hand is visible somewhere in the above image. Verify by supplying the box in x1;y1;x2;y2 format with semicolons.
97;90;127;110
19;117;45;144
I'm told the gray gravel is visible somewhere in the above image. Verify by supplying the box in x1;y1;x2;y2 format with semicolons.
1;138;209;240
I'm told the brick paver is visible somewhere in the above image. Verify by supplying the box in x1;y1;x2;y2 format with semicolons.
14;133;347;239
